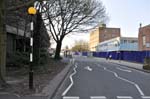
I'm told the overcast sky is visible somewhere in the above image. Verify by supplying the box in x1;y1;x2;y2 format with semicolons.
58;0;150;49
102;0;150;37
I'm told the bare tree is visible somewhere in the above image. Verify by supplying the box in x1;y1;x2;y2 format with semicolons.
43;0;108;59
0;0;7;85
72;40;89;52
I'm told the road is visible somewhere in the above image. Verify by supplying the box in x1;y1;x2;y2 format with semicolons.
53;56;150;99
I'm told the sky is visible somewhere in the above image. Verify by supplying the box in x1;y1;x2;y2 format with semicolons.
57;0;150;49
102;0;150;37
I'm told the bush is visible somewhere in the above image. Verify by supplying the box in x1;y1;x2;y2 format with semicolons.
143;57;150;70
7;52;29;67
143;65;150;70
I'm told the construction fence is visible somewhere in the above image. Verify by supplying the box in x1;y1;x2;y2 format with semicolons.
74;51;150;63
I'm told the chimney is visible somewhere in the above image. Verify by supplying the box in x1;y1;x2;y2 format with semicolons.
140;23;142;28
102;24;106;28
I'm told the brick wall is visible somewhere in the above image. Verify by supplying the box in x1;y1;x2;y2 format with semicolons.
89;26;121;51
138;25;150;51
99;27;120;42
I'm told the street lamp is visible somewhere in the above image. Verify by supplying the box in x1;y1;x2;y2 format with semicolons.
28;7;37;89
28;7;37;15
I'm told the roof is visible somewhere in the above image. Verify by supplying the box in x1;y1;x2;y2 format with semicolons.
97;36;138;45
141;24;150;28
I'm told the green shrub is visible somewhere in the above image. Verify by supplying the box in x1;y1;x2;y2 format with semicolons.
143;65;150;70
7;52;29;67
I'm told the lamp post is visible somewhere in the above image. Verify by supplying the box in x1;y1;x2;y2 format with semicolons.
28;7;37;89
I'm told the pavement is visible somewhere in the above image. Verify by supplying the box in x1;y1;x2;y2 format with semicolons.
0;57;74;99
53;56;150;99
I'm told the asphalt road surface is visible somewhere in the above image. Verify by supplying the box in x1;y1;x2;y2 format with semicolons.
53;56;150;99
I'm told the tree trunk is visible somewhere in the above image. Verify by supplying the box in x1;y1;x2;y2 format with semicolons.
33;13;41;65
54;41;62;59
0;0;6;85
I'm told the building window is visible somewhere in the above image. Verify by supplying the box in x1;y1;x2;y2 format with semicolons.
124;40;127;43
131;40;137;43
112;34;115;37
143;36;146;46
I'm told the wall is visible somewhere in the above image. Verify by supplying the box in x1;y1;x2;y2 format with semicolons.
99;27;120;42
7;33;16;54
139;25;150;51
89;27;121;51
89;28;100;51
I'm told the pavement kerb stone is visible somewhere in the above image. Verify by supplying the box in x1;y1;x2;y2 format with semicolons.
32;58;73;99
0;92;20;98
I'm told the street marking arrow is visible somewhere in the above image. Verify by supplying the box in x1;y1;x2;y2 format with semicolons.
84;66;92;71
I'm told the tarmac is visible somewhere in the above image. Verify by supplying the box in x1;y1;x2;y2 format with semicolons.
93;57;150;73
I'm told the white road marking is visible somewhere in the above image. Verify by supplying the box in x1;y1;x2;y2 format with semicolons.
84;66;93;71
62;65;78;96
70;58;75;64
71;58;75;64
97;64;145;96
116;67;132;72
142;96;150;99
91;96;107;99
110;62;150;76
72;58;75;64
63;96;80;99
117;96;133;99
134;84;145;96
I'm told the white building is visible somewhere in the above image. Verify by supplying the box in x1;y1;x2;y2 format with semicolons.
96;37;138;52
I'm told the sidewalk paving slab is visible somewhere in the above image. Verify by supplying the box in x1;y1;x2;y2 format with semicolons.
0;58;73;99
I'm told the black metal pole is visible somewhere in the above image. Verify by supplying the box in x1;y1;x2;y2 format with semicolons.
29;15;34;89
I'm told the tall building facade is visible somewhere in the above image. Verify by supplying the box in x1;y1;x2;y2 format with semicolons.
138;24;150;51
89;25;121;51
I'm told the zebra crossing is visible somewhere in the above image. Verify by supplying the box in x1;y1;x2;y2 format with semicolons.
63;96;150;99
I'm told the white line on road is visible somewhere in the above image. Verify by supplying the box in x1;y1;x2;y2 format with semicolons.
116;67;132;72
63;96;80;99
62;65;78;96
84;66;93;71
117;96;133;99
91;96;107;99
142;96;150;99
97;64;145;96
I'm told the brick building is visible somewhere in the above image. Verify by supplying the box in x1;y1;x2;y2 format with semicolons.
138;24;150;51
89;24;121;51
